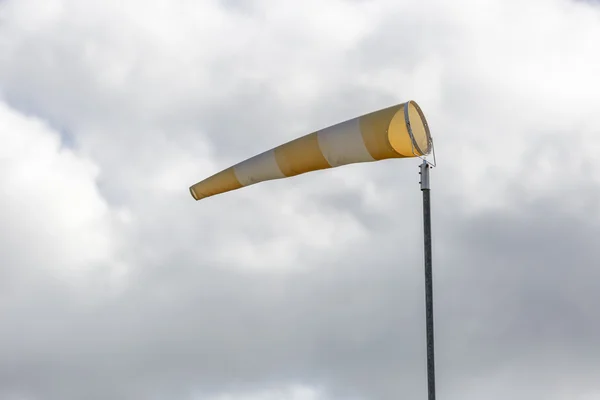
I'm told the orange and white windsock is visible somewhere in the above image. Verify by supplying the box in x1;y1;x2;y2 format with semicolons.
189;100;432;201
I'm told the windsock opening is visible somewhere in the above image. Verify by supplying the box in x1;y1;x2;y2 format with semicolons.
388;100;432;157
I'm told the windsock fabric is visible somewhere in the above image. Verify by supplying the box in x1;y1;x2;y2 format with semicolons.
190;100;431;200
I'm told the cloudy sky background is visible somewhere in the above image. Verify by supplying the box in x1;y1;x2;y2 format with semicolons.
1;0;600;399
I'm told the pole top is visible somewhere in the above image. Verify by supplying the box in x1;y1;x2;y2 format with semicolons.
419;160;431;190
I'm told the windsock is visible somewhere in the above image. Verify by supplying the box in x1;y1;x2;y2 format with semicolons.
190;100;432;201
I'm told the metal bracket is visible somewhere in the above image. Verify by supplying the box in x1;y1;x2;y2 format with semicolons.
404;101;437;168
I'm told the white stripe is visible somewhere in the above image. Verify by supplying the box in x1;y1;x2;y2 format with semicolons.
317;117;375;167
233;149;286;186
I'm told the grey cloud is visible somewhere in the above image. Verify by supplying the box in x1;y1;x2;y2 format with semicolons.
1;0;600;399
2;173;600;400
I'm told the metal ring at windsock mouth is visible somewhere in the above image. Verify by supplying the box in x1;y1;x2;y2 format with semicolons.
403;100;432;157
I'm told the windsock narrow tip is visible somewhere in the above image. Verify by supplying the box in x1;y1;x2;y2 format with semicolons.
189;186;200;200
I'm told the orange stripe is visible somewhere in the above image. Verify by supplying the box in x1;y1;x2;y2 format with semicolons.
359;104;405;160
189;167;242;200
273;132;331;177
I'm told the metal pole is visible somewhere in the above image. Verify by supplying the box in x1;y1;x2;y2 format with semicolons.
419;160;436;400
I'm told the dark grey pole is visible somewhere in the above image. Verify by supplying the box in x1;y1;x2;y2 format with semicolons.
419;160;436;400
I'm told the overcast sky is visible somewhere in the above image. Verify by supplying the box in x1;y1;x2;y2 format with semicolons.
1;0;600;399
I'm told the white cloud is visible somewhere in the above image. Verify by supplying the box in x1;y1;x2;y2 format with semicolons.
203;385;324;400
0;101;126;282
